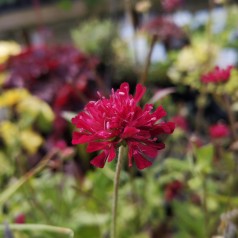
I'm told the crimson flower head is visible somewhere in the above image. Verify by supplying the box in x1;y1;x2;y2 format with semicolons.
161;0;183;12
201;66;233;84
72;83;175;170
14;213;26;224
165;180;183;202
142;17;184;41
209;123;230;139
171;115;188;131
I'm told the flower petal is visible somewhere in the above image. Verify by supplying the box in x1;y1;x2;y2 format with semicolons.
134;84;146;103
128;142;134;167
121;126;140;138
96;130;113;139
152;122;175;135
90;151;107;168
72;133;94;144
119;82;129;95
138;143;163;158
87;142;108;152
134;152;152;170
153;106;167;120
107;146;116;162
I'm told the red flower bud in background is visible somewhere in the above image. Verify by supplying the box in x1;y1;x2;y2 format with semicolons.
161;0;183;12
209;123;230;139
142;17;184;41
14;213;26;224
165;180;183;201
72;83;175;170
171;115;188;131
201;66;233;84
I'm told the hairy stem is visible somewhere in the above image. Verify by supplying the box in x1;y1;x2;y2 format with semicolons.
111;146;125;238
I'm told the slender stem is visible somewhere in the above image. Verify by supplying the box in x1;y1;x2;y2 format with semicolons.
202;177;209;237
111;146;125;238
129;167;141;230
0;224;74;237
25;182;52;223
223;94;238;141
94;73;109;97
140;35;156;85
213;140;224;161
222;94;238;209
195;104;205;134
195;91;206;134
0;150;57;205
124;0;138;66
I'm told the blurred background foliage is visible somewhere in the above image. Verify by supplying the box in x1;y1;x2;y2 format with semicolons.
1;0;238;238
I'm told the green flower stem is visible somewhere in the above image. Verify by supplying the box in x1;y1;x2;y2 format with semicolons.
111;146;125;238
129;167;140;230
140;35;157;85
195;91;207;134
202;178;209;237
223;94;238;141
0;224;74;237
0;150;57;205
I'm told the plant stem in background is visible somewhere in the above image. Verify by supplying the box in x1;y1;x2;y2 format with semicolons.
95;73;109;96
0;224;74;238
111;146;125;238
202;178;209;237
140;35;157;85
129;167;141;231
124;0;138;66
223;94;238;141
0;150;57;205
195;92;207;134
195;104;205;134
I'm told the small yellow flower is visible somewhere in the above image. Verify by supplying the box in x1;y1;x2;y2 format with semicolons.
0;72;8;86
0;41;21;64
0;121;19;146
17;96;54;123
20;130;43;155
0;89;29;107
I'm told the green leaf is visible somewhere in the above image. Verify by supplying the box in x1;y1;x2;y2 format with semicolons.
58;0;72;10
0;151;13;176
75;226;100;238
61;111;77;123
194;144;214;174
131;232;150;238
173;201;206;238
162;158;191;172
73;211;108;226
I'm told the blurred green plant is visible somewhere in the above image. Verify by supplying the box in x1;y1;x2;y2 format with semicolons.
71;19;135;83
71;19;117;58
1;2;238;238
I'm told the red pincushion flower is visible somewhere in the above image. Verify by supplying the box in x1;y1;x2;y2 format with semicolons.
171;115;188;131
142;17;184;41
161;0;183;12
14;213;26;224
165;180;183;201
209;123;230;139
201;66;233;84
72;83;175;170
